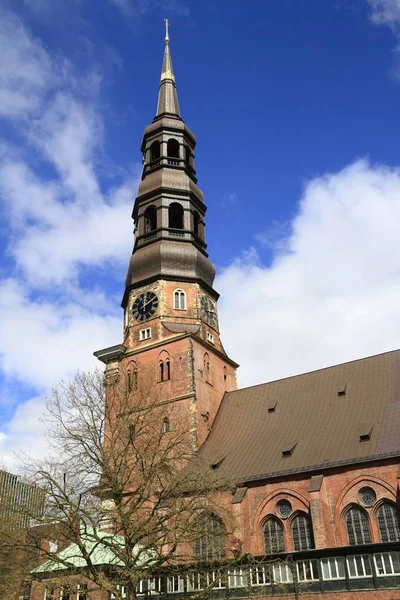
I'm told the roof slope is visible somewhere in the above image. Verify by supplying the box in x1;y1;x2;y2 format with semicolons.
33;530;148;573
200;349;400;483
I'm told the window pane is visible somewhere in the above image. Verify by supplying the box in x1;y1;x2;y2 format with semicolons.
346;507;371;545
377;503;400;543
291;514;314;551
263;518;284;553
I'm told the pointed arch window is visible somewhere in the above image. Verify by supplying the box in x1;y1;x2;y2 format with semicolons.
150;140;161;161
291;514;314;551
204;353;211;384
168;202;184;230
345;506;371;546
159;351;171;382
194;513;226;561
144;206;157;232
162;417;170;433
167;138;180;158
174;289;186;310
127;362;138;392
263;518;285;554
377;502;400;542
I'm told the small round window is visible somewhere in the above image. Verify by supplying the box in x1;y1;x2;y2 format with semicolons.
359;487;376;507
277;499;292;518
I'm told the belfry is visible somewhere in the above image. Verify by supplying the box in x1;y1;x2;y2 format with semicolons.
95;23;238;447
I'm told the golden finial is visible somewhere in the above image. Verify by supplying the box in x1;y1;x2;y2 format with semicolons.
164;18;170;43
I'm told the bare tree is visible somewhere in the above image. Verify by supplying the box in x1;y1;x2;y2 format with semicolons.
6;370;238;600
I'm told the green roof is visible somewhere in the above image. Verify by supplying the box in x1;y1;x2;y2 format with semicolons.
33;529;148;574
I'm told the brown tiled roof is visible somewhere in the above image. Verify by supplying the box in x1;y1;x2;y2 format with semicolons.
200;349;400;483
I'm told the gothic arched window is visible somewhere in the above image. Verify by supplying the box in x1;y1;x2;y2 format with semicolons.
377;502;400;542
174;289;186;310
158;351;171;382
127;361;138;392
144;206;157;232
194;513;226;561
168;202;184;230
204;353;211;384
345;506;371;546
162;417;170;433
167;138;180;158
150;140;161;161
291;514;314;551
263;518;285;554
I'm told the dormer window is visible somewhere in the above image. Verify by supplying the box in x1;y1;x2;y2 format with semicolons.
174;289;186;310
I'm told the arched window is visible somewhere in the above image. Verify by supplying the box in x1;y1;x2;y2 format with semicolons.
194;513;225;560
184;144;191;165
162;417;170;433
204;353;211;384
168;202;184;230
174;289;186;310
127;362;138;392
345;506;371;545
167;138;180;158
291;514;314;551
144;206;157;232
158;351;171;382
150;140;161;161
377;503;400;542
193;211;200;237
264;518;285;554
223;366;227;382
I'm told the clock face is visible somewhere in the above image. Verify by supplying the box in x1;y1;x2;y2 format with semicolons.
132;291;159;322
201;295;217;328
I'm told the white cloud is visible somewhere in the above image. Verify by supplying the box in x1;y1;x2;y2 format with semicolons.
368;0;400;28
0;7;53;117
0;7;137;470
217;160;400;388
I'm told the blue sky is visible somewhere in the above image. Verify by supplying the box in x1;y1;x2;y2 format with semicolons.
1;0;400;468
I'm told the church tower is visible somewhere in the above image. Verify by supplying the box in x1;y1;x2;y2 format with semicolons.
95;23;238;447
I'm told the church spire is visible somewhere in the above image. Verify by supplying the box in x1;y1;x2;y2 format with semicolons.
156;19;180;117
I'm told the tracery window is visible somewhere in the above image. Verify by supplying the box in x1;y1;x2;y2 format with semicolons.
263;518;285;554
345;506;371;546
377;502;400;542
159;351;171;382
194;513;225;560
174;289;186;310
127;361;138;392
291;514;314;551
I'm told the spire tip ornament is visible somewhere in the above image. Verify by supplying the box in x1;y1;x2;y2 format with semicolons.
164;18;170;43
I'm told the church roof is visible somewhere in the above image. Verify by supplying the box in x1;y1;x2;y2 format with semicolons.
200;349;400;483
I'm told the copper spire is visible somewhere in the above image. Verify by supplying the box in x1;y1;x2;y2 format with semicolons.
156;19;180;117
